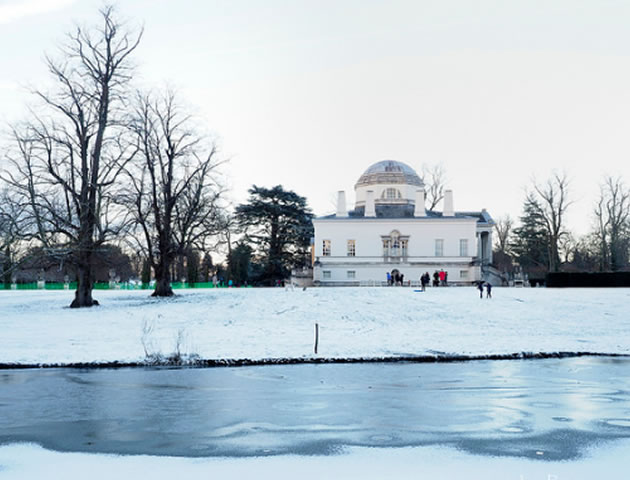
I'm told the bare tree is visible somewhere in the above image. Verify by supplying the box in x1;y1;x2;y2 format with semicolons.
527;172;572;272
493;215;513;255
0;189;25;286
210;211;238;263
594;176;630;271
558;232;578;265
2;6;141;307
421;163;447;212
122;90;223;297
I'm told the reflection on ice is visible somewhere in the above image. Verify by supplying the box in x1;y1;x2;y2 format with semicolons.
1;357;630;460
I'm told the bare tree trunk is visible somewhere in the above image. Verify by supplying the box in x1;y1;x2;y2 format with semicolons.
2;6;141;308
71;261;98;307
493;215;513;254
530;172;572;273
152;260;173;297
594;176;630;271
122;90;222;298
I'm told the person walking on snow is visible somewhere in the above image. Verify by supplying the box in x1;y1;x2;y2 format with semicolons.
486;282;492;298
477;281;484;298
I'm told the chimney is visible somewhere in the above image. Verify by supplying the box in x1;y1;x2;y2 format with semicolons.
336;190;347;217
365;190;376;217
443;189;454;217
414;188;426;217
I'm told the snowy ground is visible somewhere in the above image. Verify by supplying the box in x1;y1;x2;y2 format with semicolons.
0;286;629;365
2;441;630;480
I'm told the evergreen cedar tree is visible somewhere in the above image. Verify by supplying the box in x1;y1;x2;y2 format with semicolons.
235;185;313;286
227;242;253;286
510;198;550;271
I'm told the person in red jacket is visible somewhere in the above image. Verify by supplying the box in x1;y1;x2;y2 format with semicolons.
439;269;446;286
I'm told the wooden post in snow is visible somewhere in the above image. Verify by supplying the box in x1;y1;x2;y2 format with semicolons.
314;323;319;354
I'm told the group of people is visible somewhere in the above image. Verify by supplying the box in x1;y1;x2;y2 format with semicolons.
386;271;405;286
477;281;492;298
419;269;448;291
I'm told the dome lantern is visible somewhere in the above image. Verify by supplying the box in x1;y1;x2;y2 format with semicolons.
354;160;423;209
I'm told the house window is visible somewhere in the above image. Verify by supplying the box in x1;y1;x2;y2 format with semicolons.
383;188;401;200
323;270;331;279
347;240;356;257
391;238;400;256
459;239;468;257
382;230;409;258
435;239;444;257
382;239;390;256
347;270;356;279
460;270;468;279
322;239;331;256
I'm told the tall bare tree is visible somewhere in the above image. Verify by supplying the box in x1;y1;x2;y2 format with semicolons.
527;172;572;272
421;163;447;212
122;90;223;297
493;215;513;255
2;6;141;307
594;176;630;271
0;189;24;286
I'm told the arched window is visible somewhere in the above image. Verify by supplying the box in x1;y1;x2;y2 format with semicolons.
382;188;402;200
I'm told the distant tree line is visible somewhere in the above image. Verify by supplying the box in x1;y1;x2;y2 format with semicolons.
0;6;313;306
494;173;630;282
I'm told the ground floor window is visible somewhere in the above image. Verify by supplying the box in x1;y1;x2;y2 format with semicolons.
460;270;468;279
323;270;331;279
347;270;356;279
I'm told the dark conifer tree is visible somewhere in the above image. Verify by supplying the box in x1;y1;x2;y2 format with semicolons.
511;197;549;273
235;185;313;286
227;242;253;286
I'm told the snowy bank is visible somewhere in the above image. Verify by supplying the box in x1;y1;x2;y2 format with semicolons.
1;287;629;365
1;441;629;480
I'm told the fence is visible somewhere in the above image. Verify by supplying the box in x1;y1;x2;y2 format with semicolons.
2;281;242;291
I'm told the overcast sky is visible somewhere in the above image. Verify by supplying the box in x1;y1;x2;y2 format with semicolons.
2;0;630;235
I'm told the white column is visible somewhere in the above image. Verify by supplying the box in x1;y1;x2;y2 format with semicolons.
365;190;376;217
336;190;347;217
414;189;426;217
477;232;482;261
443;190;454;217
484;231;493;264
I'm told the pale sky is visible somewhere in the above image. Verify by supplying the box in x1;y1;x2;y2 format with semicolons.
2;0;630;235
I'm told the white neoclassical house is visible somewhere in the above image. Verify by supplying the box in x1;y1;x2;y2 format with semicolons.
312;160;494;286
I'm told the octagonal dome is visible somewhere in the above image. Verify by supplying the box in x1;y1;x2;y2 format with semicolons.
355;160;423;188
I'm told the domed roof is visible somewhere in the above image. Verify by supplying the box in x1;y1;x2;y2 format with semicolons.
355;160;423;188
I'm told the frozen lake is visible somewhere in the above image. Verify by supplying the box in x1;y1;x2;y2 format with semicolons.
2;356;630;461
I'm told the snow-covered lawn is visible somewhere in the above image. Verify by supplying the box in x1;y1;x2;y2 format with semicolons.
1;286;629;365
